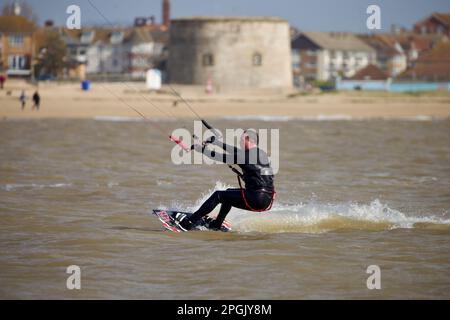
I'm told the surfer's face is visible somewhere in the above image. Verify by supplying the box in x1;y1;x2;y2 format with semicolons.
240;134;247;150
240;133;256;150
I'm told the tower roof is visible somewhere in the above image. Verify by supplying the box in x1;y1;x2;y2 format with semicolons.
172;16;288;23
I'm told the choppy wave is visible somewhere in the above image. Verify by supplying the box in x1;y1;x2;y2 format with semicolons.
93;115;443;124
220;114;441;122
93;116;143;122
156;180;173;187
301;114;355;121
228;200;450;233
221;115;294;122
172;182;450;234
93;116;179;122
404;115;434;121
0;183;72;191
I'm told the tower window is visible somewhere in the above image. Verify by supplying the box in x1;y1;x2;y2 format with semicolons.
253;53;262;66
202;54;214;66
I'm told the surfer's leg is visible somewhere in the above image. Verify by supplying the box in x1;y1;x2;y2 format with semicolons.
190;191;222;223
211;191;273;229
211;203;232;228
190;189;243;223
174;191;223;230
209;189;248;228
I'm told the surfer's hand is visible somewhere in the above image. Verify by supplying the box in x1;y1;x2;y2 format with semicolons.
204;136;215;145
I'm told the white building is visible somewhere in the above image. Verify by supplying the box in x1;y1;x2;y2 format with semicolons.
63;26;168;79
358;34;407;77
291;32;377;82
85;30;129;74
127;27;167;79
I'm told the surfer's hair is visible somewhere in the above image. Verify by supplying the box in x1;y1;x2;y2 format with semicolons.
243;129;259;145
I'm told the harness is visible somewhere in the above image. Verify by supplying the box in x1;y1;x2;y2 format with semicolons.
229;165;276;212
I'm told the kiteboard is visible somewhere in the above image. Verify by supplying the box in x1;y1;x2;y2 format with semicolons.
153;209;232;232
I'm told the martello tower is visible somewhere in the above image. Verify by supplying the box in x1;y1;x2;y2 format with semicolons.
168;17;293;89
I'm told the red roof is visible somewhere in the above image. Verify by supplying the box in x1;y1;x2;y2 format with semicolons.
349;64;389;80
359;35;401;57
0;15;36;33
418;41;450;63
383;34;434;53
433;13;450;27
397;42;450;81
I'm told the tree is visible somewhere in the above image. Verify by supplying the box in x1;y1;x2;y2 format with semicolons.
35;31;68;78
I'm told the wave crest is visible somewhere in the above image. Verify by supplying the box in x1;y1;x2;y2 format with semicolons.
158;182;450;234
229;200;450;233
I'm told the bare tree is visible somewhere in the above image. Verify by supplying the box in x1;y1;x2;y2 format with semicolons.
35;31;69;78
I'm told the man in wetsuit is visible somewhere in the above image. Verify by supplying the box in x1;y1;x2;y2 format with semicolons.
174;129;275;231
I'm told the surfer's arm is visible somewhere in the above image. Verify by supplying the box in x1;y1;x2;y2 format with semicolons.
211;139;248;163
192;144;242;164
214;140;239;155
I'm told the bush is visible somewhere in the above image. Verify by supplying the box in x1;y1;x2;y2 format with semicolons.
312;80;335;91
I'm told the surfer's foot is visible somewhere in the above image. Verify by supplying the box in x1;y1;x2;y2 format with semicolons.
208;219;222;231
174;212;194;231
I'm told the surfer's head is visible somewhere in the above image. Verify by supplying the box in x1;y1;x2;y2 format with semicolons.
240;129;258;150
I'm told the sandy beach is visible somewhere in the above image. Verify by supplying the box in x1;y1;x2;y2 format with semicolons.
1;80;450;120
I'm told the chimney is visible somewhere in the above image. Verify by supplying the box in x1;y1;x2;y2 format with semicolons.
135;17;146;27
163;0;170;27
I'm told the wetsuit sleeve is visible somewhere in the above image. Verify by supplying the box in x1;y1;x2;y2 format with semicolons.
201;148;233;163
201;145;246;164
215;141;248;164
215;141;239;155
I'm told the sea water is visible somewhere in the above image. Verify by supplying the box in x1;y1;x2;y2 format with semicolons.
0;118;449;299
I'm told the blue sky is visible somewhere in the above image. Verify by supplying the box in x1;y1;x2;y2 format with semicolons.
4;0;450;32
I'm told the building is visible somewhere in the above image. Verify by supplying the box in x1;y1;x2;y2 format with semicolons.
389;34;436;66
349;64;389;81
64;28;126;76
128;26;168;79
0;15;36;77
397;41;450;82
84;29;131;75
61;25;168;80
414;12;450;36
336;64;390;91
168;17;293;89
59;0;170;80
134;0;170;29
358;34;407;77
375;33;442;67
291;32;376;83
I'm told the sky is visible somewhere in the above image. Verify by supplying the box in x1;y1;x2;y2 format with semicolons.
3;0;450;33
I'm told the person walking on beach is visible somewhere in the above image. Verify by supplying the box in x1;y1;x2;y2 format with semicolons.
0;74;5;90
19;90;27;110
32;91;40;111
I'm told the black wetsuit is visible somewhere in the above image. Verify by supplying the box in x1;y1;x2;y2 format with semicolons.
32;92;40;110
190;140;275;228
